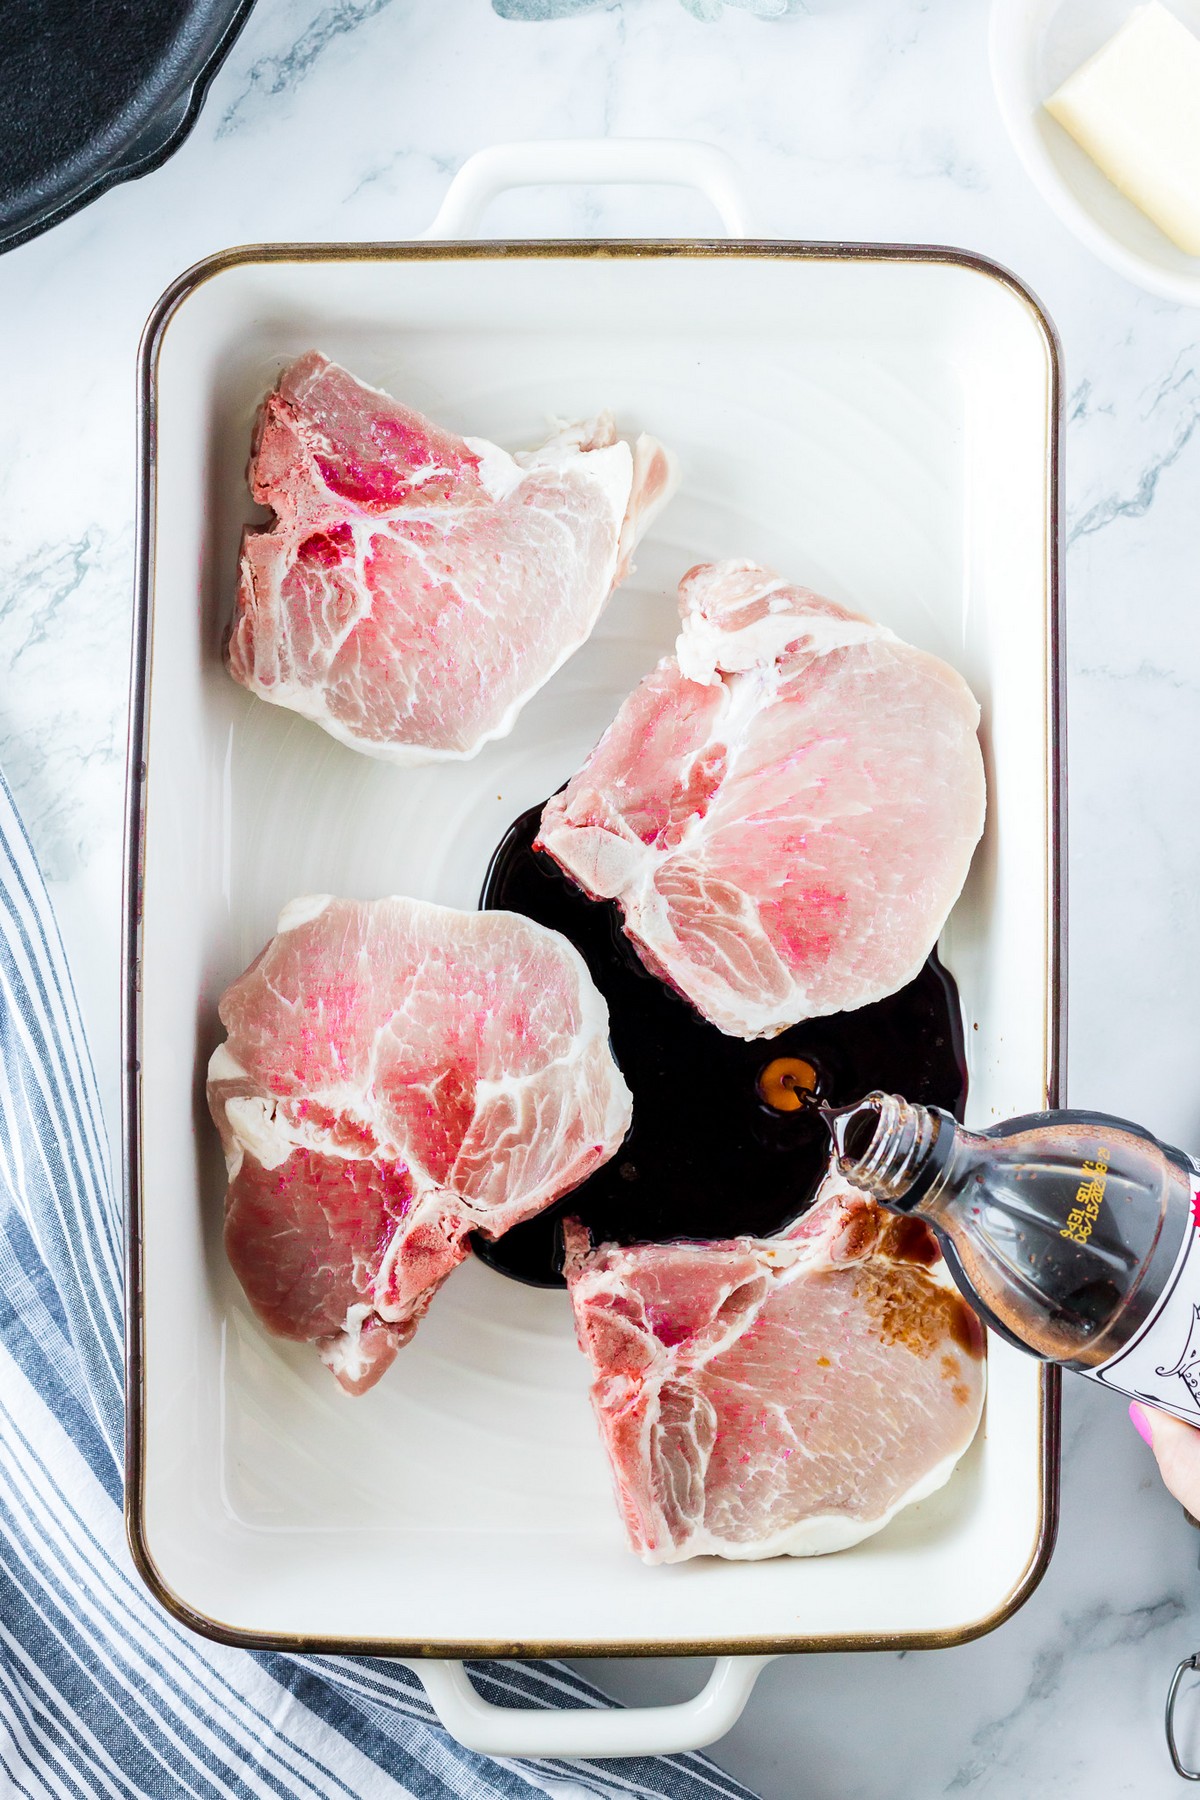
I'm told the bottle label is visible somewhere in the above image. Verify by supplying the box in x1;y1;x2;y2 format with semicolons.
1084;1173;1200;1423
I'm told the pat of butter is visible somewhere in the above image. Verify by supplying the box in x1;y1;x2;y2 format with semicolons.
1045;3;1200;257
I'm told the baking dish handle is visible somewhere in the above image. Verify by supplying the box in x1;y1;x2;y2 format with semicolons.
411;1653;774;1759
425;138;750;239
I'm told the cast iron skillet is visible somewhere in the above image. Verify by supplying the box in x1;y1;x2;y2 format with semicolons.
0;0;257;254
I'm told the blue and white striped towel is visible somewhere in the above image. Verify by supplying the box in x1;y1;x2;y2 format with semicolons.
0;771;762;1800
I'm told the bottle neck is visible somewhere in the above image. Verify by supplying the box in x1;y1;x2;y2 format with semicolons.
829;1091;958;1211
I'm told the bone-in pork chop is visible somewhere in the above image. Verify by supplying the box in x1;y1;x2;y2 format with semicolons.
564;1174;985;1562
208;895;633;1394
228;353;676;763
537;560;985;1039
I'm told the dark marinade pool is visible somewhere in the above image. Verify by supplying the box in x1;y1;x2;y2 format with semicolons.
473;800;968;1286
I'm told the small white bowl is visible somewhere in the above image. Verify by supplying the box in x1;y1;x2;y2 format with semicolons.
990;0;1200;305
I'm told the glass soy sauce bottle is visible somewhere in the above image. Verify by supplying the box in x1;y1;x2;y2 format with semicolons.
827;1092;1200;1422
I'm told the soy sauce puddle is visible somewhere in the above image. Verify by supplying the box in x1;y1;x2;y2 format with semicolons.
473;802;968;1287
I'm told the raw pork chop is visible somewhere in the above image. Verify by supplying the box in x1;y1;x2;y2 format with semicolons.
538;560;986;1039
208;895;632;1394
229;353;677;763
564;1173;985;1562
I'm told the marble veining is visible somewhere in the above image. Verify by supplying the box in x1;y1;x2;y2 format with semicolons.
945;1595;1188;1791
218;0;402;135
1069;353;1200;541
4;0;1200;1791
0;526;129;882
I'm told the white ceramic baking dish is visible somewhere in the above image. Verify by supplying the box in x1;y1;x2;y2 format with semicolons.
124;140;1064;1760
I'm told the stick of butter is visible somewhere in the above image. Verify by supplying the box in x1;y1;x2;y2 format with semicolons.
1045;2;1200;256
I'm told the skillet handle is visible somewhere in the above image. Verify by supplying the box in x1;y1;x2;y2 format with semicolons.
410;1654;773;1759
424;138;750;238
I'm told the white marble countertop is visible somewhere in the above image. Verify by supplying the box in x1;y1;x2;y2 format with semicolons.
6;0;1200;1791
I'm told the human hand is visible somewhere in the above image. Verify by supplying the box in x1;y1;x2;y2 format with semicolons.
1131;1401;1200;1516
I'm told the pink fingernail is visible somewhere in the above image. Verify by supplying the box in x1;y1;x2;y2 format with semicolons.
1130;1401;1154;1446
